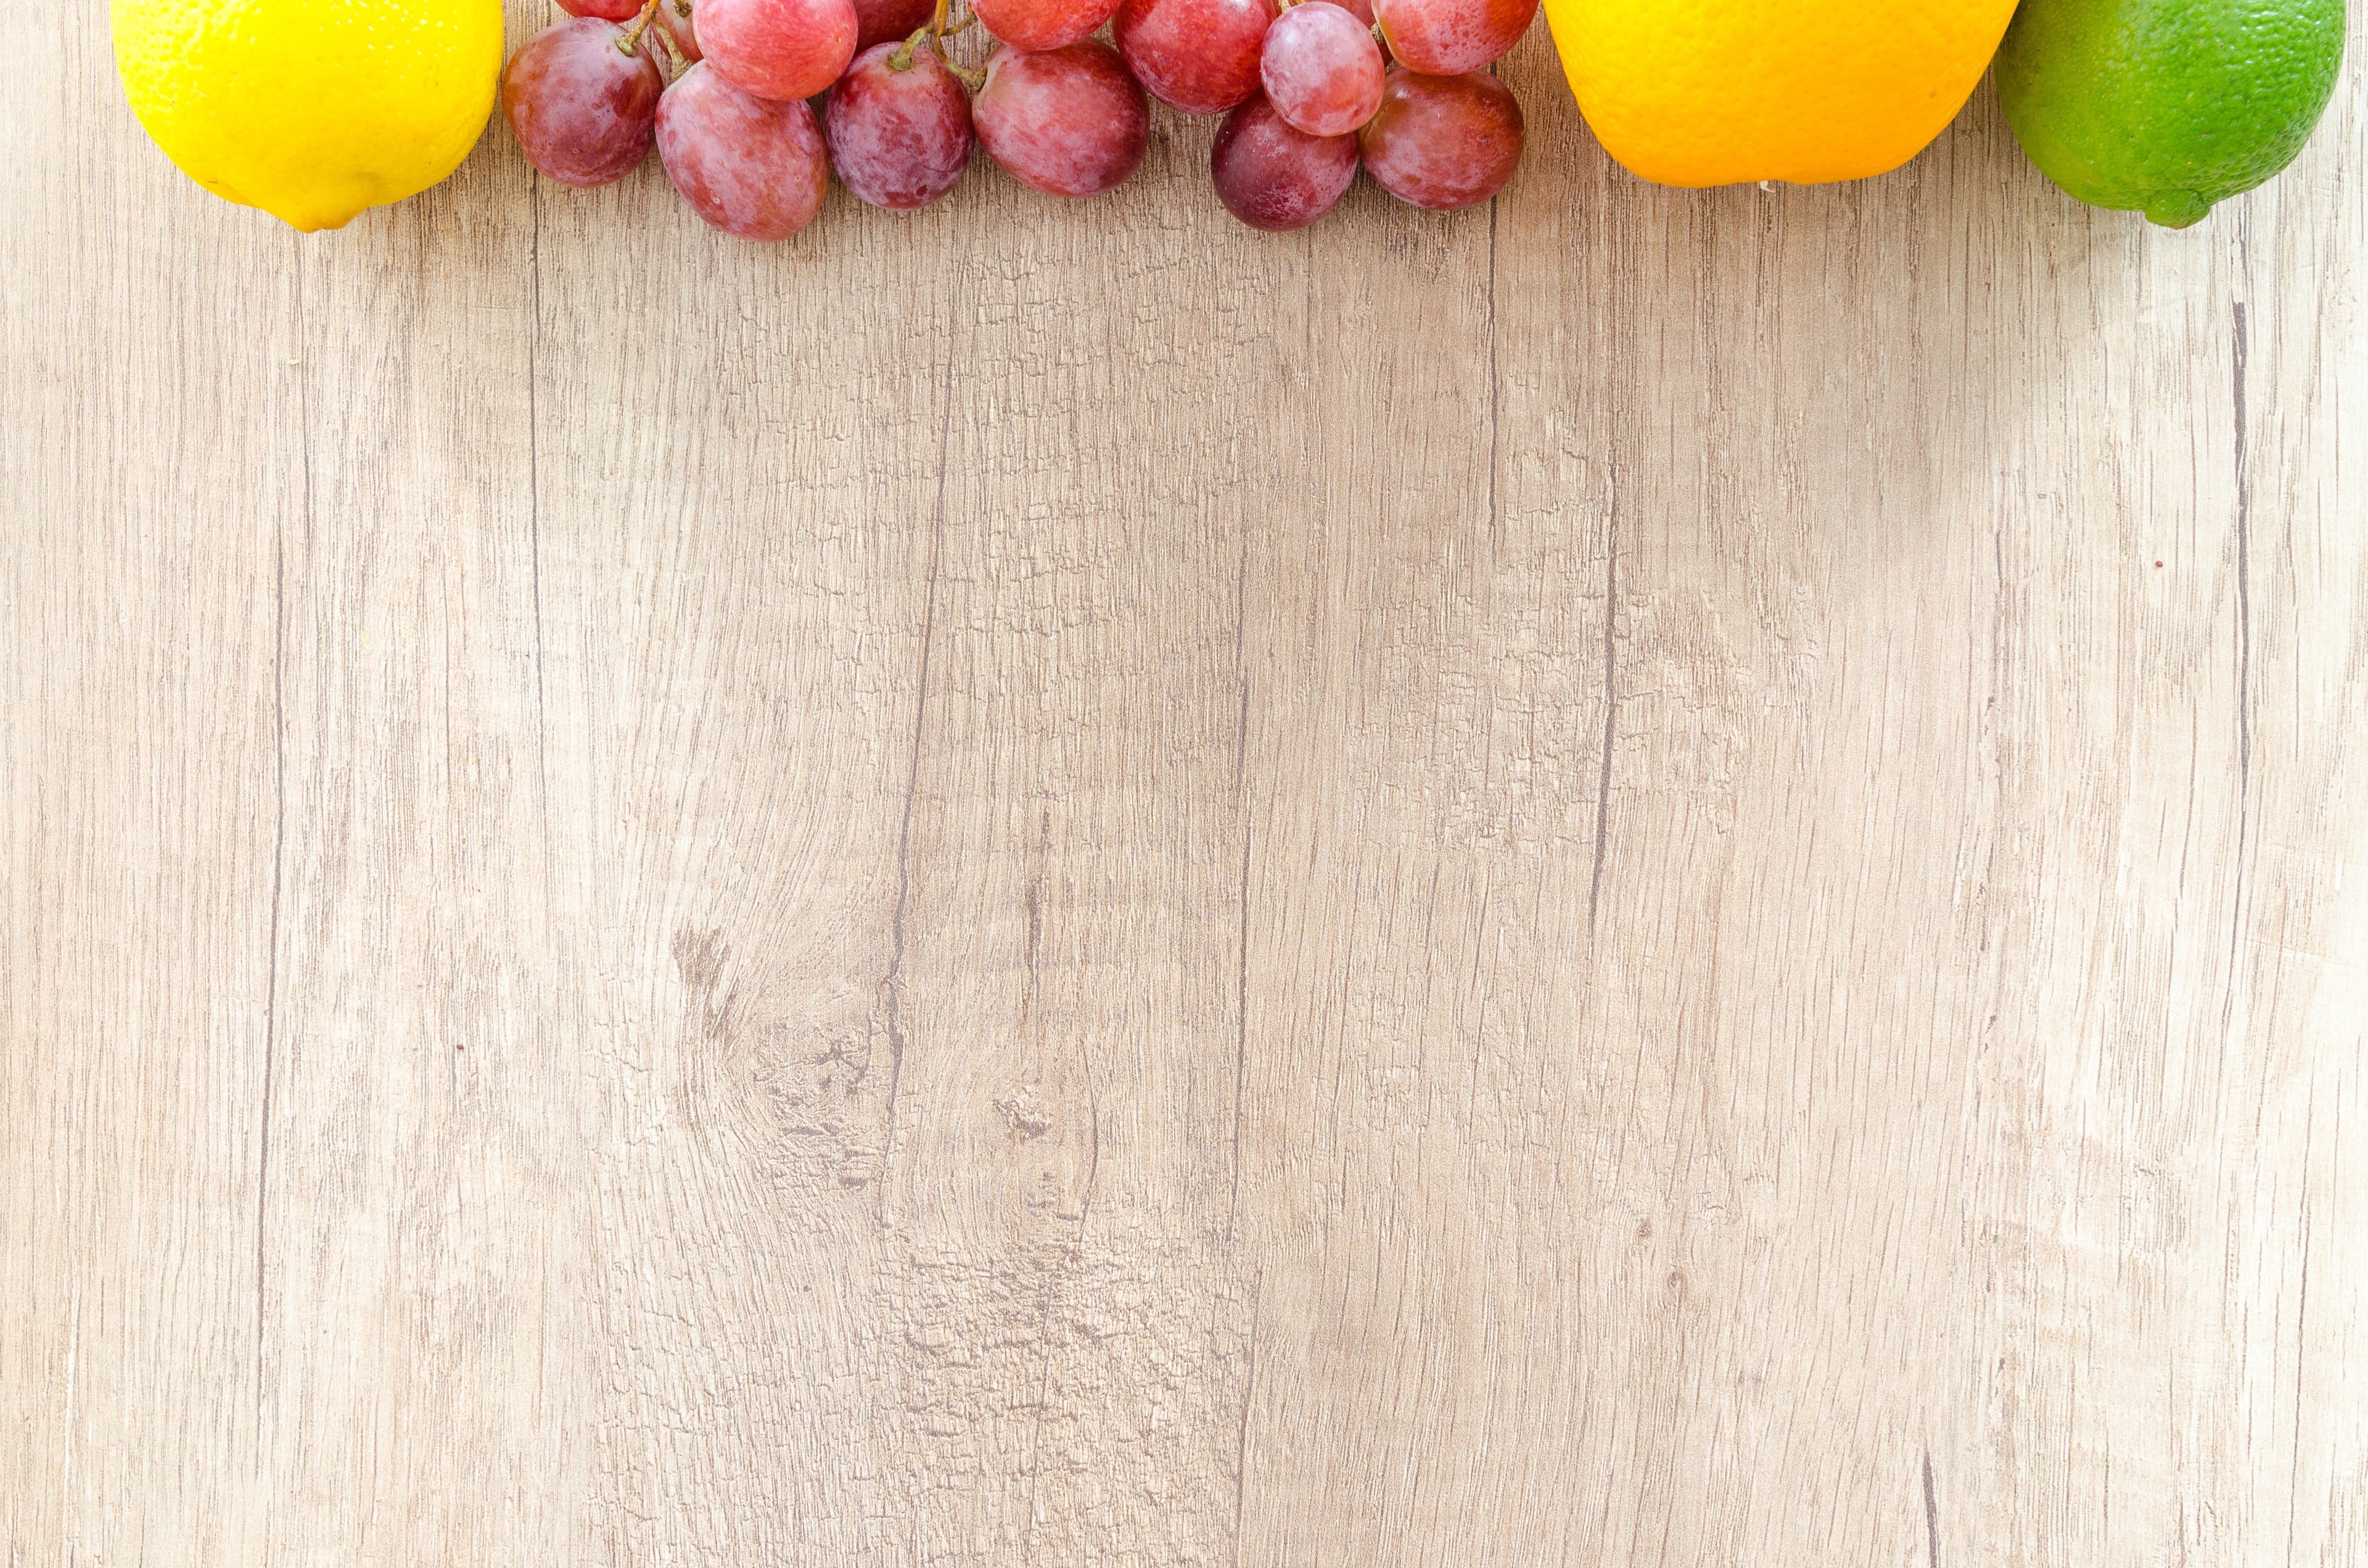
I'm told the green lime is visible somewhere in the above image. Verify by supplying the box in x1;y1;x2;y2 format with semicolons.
1996;0;2345;228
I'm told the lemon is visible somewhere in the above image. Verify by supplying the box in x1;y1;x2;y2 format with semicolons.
112;0;504;232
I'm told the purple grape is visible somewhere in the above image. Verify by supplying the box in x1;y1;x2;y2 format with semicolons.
1357;67;1523;211
1371;0;1536;74
852;0;936;49
1114;0;1272;115
1211;93;1357;229
972;0;1124;51
1260;1;1383;136
657;0;703;62
504;18;666;188
699;0;858;102
657;61;831;239
826;40;975;210
972;40;1149;199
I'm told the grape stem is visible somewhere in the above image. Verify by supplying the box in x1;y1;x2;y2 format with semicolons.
889;10;972;68
929;0;979;52
617;0;664;56
916;0;984;88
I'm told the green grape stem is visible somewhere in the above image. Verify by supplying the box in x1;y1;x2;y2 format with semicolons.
894;0;978;85
618;0;664;57
889;12;969;69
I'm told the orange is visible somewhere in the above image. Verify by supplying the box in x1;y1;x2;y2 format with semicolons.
1539;0;2020;188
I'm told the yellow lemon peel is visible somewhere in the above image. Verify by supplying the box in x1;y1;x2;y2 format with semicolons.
112;0;503;232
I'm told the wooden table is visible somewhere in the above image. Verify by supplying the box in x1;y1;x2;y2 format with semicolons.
6;6;2364;1563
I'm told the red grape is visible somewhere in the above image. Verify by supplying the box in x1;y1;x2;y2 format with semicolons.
698;0;858;102
972;0;1124;51
826;41;975;209
1370;0;1533;74
657;0;704;62
1328;0;1370;21
1114;0;1272;115
503;19;667;187
1259;1;1382;136
559;0;644;21
1357;67;1522;210
1210;94;1356;230
657;61;831;238
852;0;935;51
972;41;1148;198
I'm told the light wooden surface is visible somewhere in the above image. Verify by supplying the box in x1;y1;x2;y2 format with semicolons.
6;1;2366;1562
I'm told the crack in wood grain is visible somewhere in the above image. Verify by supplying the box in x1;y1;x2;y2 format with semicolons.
2285;1078;2316;1568
257;535;281;1465
528;181;552;879
881;322;960;1184
1465;869;1491;1126
1229;533;1251;1237
1230;1279;1261;1568
1016;804;1101;1550
2224;299;2254;1059
1487;197;1500;556
256;239;305;1469
1922;1449;1939;1568
2233;300;2253;806
1590;498;1618;930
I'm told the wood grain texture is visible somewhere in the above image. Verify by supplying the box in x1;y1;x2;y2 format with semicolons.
5;1;2364;1562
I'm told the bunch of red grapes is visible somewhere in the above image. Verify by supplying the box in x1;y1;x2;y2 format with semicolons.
502;0;1532;237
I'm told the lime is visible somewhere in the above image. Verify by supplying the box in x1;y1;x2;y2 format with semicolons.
1996;0;2345;228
